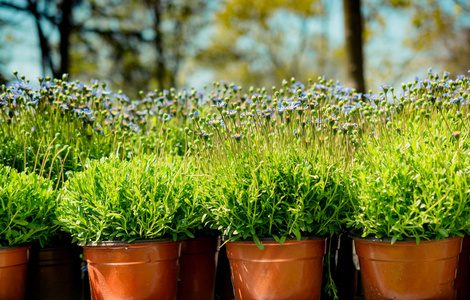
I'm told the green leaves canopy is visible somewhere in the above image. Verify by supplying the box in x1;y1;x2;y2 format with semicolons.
0;165;58;247
347;135;470;243
57;155;205;244
204;149;348;248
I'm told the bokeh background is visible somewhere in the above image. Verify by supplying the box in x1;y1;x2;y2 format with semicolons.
1;0;470;96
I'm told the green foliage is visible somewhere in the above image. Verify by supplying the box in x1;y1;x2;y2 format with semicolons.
0;165;58;247
204;148;348;249
57;155;205;243
0;76;191;187
346;123;470;243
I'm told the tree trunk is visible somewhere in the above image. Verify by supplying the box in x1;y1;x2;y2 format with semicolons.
343;0;365;93
58;0;73;78
28;0;53;76
152;0;166;90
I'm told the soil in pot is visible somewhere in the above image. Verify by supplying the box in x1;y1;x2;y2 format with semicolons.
226;237;326;300
178;235;220;300
0;245;30;300
354;236;462;300
82;240;181;300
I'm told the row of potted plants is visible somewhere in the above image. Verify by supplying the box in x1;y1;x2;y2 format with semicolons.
1;70;470;299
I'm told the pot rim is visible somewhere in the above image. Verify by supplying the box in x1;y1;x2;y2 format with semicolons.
0;243;30;251
222;235;326;243
78;237;174;247
349;233;462;243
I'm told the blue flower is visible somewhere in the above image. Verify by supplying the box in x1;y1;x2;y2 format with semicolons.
131;124;140;132
227;110;237;117
115;94;129;103
197;131;209;138
381;85;391;93
212;102;226;110
94;124;104;133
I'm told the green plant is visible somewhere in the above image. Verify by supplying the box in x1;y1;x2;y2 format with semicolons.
0;74;192;187
203;147;348;249
57;154;205;243
0;165;59;247
346;127;470;243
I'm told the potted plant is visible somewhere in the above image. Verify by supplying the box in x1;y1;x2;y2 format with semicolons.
202;146;348;299
57;154;201;300
175;163;220;300
346;122;470;299
177;233;221;300
0;165;59;299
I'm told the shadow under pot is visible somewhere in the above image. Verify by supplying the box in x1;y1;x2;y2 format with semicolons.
80;239;181;300
0;244;30;300
226;237;326;300
353;235;463;300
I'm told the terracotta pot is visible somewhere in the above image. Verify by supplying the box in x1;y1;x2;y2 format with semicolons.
82;239;181;300
354;236;462;300
178;235;220;300
456;235;470;299
0;245;30;300
214;244;234;300
226;237;326;300
26;244;82;300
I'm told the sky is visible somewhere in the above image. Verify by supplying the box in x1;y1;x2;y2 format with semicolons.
0;0;468;92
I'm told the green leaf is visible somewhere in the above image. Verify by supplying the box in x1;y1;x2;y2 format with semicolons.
14;220;28;226
292;227;301;241
253;235;264;250
184;230;195;238
438;229;449;238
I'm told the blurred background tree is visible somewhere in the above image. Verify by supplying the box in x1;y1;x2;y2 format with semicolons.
1;0;470;95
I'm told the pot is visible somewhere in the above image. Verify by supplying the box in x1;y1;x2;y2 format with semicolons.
456;235;470;299
0;245;30;300
26;244;82;300
354;236;462;300
81;239;181;300
226;237;326;300
178;235;220;300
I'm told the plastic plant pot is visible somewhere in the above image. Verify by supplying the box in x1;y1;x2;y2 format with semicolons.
81;239;181;300
226;237;326;300
0;245;30;300
455;235;470;300
354;236;462;300
178;235;220;300
26;244;82;300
